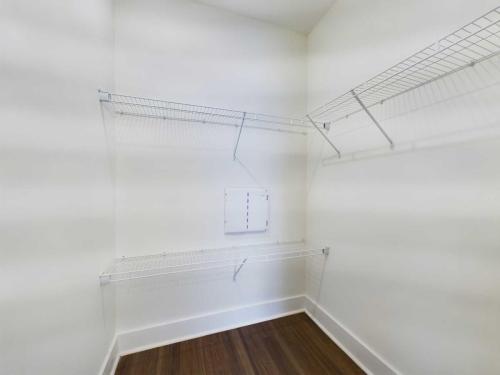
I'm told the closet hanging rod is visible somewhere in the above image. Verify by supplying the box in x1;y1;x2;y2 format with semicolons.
110;240;305;261
99;91;311;132
99;241;329;284
101;249;324;284
308;6;500;124
113;110;308;135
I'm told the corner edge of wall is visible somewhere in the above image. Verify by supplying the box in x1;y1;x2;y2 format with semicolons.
99;335;120;375
115;295;307;358
304;296;401;375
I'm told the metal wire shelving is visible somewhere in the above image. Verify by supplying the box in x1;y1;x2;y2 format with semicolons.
307;6;500;157
100;241;329;284
99;91;310;135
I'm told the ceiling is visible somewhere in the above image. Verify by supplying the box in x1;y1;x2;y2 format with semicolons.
195;0;335;34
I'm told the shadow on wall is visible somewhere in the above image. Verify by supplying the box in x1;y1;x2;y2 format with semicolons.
308;55;500;167
111;259;307;330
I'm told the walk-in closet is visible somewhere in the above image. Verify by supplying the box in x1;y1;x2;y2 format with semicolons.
2;1;500;374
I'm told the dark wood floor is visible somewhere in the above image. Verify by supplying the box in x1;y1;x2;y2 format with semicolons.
115;313;365;375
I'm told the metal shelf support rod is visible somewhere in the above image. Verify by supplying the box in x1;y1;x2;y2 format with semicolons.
351;90;394;147
233;112;247;161
306;115;341;158
233;258;248;281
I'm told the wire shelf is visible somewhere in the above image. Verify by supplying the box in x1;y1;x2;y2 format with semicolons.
308;7;500;124
100;91;310;134
100;241;328;284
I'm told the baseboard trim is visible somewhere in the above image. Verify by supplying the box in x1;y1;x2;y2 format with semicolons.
105;295;400;375
117;295;306;357
304;296;400;375
99;335;119;375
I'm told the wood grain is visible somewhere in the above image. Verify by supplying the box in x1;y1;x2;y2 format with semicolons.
115;313;365;375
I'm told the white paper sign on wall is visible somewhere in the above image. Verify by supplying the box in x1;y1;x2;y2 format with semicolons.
224;188;269;234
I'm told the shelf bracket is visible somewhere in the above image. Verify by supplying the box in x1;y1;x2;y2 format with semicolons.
98;89;112;103
351;90;394;147
306;115;341;158
99;275;111;286
233;112;247;161
233;258;248;282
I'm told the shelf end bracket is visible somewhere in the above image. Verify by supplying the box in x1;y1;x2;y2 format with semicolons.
233;112;247;161
98;89;111;103
99;274;111;286
306;115;341;158
351;90;394;147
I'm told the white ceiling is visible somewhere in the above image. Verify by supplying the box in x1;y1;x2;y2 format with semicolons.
195;0;335;34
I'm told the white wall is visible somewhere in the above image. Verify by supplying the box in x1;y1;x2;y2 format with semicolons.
113;0;306;116
306;1;500;374
0;1;115;374
5;0;499;372
111;0;308;334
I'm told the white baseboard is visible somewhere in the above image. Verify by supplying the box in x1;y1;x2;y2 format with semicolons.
99;336;119;375
117;295;306;356
304;296;400;375
102;295;400;375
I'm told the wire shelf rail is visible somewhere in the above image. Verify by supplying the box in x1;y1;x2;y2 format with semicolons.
308;6;500;125
99;91;310;135
100;241;328;284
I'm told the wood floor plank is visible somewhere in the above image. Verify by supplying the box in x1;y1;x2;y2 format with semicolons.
227;330;256;375
238;324;285;374
115;313;366;375
273;322;340;374
298;315;365;375
116;347;160;375
157;342;185;375
177;338;206;374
